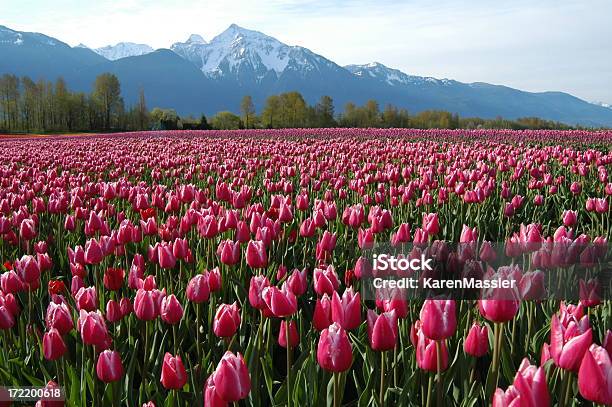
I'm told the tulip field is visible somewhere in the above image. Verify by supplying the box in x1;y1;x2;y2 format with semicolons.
0;128;611;407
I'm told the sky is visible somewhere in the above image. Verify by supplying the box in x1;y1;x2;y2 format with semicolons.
2;0;611;104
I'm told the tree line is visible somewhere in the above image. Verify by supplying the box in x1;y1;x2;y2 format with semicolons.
0;73;148;133
0;72;577;133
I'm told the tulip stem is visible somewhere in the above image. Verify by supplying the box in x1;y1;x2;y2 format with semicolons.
435;340;442;407
379;351;385;406
559;369;572;407
425;373;433;407
333;372;340;407
286;317;292;407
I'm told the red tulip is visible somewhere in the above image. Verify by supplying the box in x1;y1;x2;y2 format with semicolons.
134;288;160;321
366;309;398;351
419;299;456;340
422;213;439;235
105;299;123;323
313;293;332;331
96;350;124;383
262;284;297;317
103;267;125;291
286;268;308;296
157;243;177;269
278;320;299;349
550;313;592;372
317;322;353;372
313;265;340;296
19;218;37;240
161;294;184;325
245;240;268;268
213;351;251;402
331;288;361;330
160;353;188;390
78;309;111;350
213;302;241;338
562;210;577;227
74;286;98;312
46;301;73;334
42;328;67;361
248;274;270;310
578;344;612;405
415;324;448;372
217;239;240;265
493;358;550;407
186;274;210;303
464;322;488;357
204;374;228;407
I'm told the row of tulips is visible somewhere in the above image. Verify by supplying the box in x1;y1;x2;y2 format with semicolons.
0;129;610;406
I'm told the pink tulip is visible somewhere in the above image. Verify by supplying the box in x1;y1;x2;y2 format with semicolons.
213;351;251;402
186;274;210;303
161;294;184;325
213;302;241;338
262;284;297;317
160;353;188;390
317;322;353;372
331;288;361;330
366;309;398;351
550;312;592;372
420;299;456;340
245;240;268;268
464;322;488;357
278;320;299;349
578;344;612;405
96;350;124;383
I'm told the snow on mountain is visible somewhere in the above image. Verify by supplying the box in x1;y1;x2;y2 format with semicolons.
592;101;612;109
345;62;454;86
0;25;63;46
171;24;340;81
94;42;154;60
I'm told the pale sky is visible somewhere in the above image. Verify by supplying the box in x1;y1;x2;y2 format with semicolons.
2;0;611;104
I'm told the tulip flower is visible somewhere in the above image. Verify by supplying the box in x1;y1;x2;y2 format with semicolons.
245;240;268;268
415;325;448;372
313;265;340;296
217;239;240;265
213;302;241;338
331;288;361;330
464;322;488;357
74;286;98;312
562;210;577;227
578;344;612;405
366;309;398;351
46;301;73;334
550;313;592;372
105;299;123;323
78;309;112;350
42;328;67;361
248;274;270;310
160;353;188;390
103;267;125;291
262;284;297;318
313;294;332;331
160;294;184;325
204;374;228;407
493;358;550;407
186;274;210;303
96;350;124;383
213;351;251;402
317;322;353;373
422;213;439;235
419;299;457;340
278;320;299;349
286;268;308;296
134;288;161;321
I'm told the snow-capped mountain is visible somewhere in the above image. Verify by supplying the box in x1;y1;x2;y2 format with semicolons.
0;24;63;47
592;101;612;109
171;24;342;82
93;42;154;60
345;62;454;87
3;23;612;126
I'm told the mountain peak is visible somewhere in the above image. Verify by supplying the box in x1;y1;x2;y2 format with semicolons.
94;42;154;60
212;23;275;44
186;34;206;44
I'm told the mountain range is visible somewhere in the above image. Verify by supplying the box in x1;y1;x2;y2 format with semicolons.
1;23;612;127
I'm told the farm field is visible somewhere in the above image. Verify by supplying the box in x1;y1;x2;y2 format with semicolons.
0;129;611;406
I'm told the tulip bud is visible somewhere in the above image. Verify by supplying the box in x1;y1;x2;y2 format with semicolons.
317;322;353;372
96;350;124;383
464;322;488;357
419;299;457;340
161;294;184;325
366;309;398;351
213;351;251;402
160;353;188;390
42;328;67;361
186;274;210;303
213;302;241;338
278;320;299;349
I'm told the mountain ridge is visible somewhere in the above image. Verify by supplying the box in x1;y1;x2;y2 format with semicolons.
1;23;612;126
